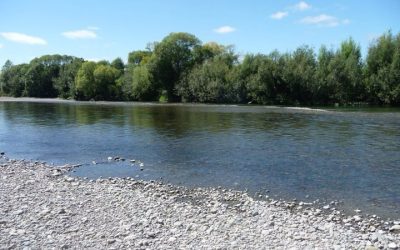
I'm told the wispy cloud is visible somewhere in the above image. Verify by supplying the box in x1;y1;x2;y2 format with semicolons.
270;11;288;20
0;44;3;49
293;1;311;11
301;14;349;27
213;26;236;34
0;32;47;45
62;29;97;39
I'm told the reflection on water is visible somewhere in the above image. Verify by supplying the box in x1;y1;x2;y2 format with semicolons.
0;101;399;218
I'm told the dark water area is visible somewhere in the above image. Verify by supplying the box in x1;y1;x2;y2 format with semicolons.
0;100;399;219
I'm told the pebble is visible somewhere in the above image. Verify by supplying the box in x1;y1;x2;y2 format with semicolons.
107;239;116;244
168;237;176;242
0;159;399;249
390;225;400;232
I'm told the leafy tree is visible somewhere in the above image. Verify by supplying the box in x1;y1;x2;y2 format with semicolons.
111;58;125;75
314;46;335;104
1;31;399;105
0;60;14;94
283;46;316;105
128;50;152;66
365;31;400;104
329;38;364;103
130;65;157;101
54;58;84;99
1;63;30;97
75;61;120;100
75;61;97;100
93;64;120;100
243;54;278;104
148;32;201;101
177;58;232;103
178;45;239;103
240;51;287;104
25;63;57;97
193;42;231;64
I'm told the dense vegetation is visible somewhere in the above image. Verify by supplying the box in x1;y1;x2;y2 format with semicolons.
1;31;399;105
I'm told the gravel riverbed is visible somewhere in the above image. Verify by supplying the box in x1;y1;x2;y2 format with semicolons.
0;157;399;249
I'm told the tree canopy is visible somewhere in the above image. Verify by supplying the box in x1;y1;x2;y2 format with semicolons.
1;31;399;106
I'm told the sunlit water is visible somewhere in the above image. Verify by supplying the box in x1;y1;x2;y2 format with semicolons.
0;100;399;218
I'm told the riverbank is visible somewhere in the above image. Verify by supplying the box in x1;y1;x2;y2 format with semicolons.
1;157;399;249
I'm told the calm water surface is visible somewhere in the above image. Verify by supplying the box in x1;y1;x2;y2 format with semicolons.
0;100;399;218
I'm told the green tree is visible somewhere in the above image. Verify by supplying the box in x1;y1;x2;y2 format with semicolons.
329;38;364;103
148;32;201;101
283;46;316;105
315;46;335;104
130;65;157;101
0;60;14;94
93;64;120;100
75;61;97;100
128;50;152;66
54;58;84;99
365;31;400;104
25;63;57;97
177;58;233;103
0;63;29;97
111;58;125;75
177;44;239;103
240;51;287;104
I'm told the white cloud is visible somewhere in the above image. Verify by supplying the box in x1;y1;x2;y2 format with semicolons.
270;11;288;20
62;29;97;39
213;26;236;34
0;44;3;49
301;14;343;27
0;32;47;45
294;1;311;11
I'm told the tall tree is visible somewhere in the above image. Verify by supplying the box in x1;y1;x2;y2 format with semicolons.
75;61;97;100
328;38;364;103
283;46;316;104
128;50;152;66
0;60;14;94
315;46;335;104
1;63;30;97
365;31;400;104
54;58;84;99
148;32;201;101
111;58;125;75
93;64;120;100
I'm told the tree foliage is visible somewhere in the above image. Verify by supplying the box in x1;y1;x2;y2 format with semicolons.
1;31;400;106
148;32;201;101
365;31;400;104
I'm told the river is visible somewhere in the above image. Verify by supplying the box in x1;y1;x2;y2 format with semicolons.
0;99;399;219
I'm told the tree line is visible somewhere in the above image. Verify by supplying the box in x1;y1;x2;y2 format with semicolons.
1;31;399;105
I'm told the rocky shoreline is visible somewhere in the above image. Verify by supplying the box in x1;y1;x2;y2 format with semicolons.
0;157;399;249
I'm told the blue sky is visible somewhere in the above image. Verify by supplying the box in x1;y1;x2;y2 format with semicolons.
0;0;399;66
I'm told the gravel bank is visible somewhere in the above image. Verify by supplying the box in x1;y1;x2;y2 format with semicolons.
0;158;399;249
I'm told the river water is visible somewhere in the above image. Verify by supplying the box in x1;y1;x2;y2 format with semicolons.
0;100;399;218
